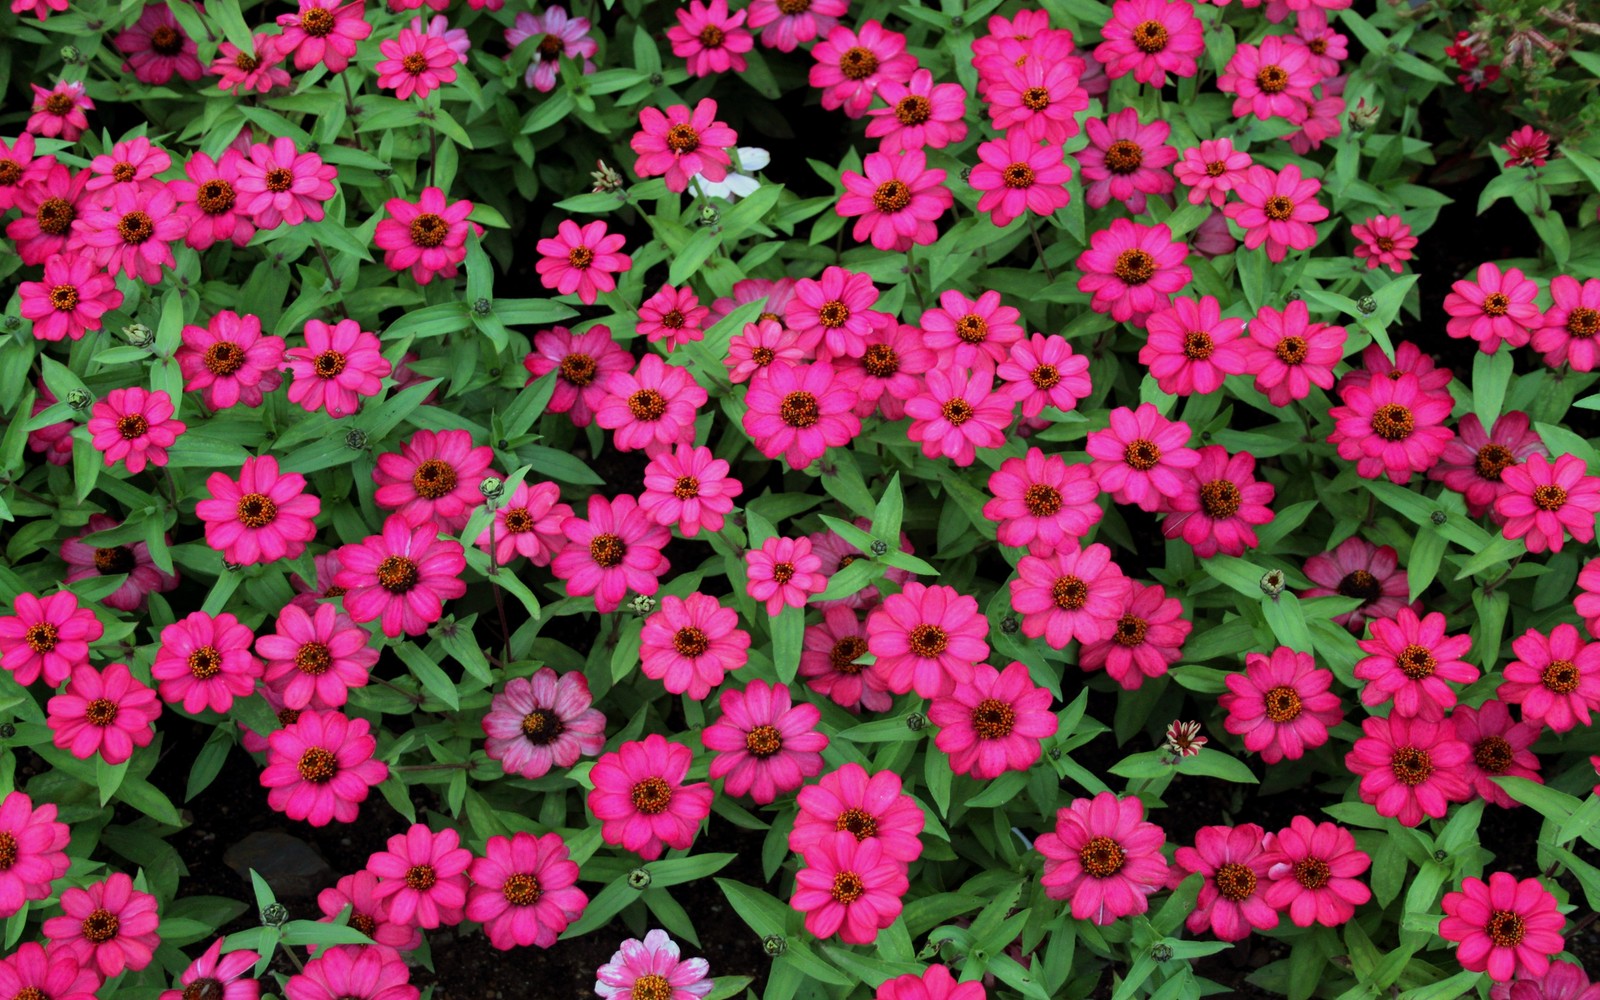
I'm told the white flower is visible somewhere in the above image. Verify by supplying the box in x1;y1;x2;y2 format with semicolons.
690;147;769;201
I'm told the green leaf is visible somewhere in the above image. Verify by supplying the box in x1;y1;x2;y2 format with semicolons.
872;472;905;543
393;643;460;710
640;853;736;888
1472;348;1514;429
1178;750;1258;783
772;604;804;684
97;755;129;806
207;0;256;62
715;879;789;937
1261;593;1313;654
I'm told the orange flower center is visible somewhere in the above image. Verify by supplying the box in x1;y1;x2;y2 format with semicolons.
830;870;865;903
1123;438;1161;470
1132;20;1168;52
835;807;877;839
1023;483;1062;516
1397;644;1436;679
1215;862;1257;901
501;872;542;906
665;123;700;153
1021;86;1050;110
589;534;625;568
839;47;878;80
24;622;59;653
1183;330;1214;359
745;724;783;757
627;388;668;421
1294;857;1331;889
780;390;820;428
36;197;74;234
818;301;850;328
1542;659;1580;694
1534;484;1568;511
300;7;335;35
1474;736;1513;773
829;635;868;673
81;908;119;943
567;246;594;269
673;626;710;658
1200;479;1242;518
86;698;118;726
404;865;436;890
1486;910;1526;947
971;698;1015;739
1002;162;1035;188
631;776;673;814
1114;614;1148;646
1256;65;1289;93
908;623;948;657
1474;444;1515;481
1263;685;1302;722
1263;195;1294;221
297;746;337;782
872;180;911;213
1105;140;1144;174
1052;575;1088;610
895;95;931;126
1389;745;1433;786
118;414;150;439
1482;293;1510;317
294;639;332;676
117;211;155;245
559;352;597;386
521;709;564;744
410;213;448;248
1567;308;1600;338
376;555;419;593
1114;249;1156;284
198;179;235;214
1079;835;1125;877
863;344;899;376
188;645;222;679
942;398;974;425
1337;569;1380;603
237;492;277;527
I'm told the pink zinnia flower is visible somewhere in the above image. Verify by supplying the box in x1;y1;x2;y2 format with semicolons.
919;288;1023;369
640;592;751;699
866;68;967;154
984;449;1103;552
904;367;1013;467
748;0;844;52
1095;0;1204;85
1260;816;1371;928
1502;126;1552;168
786;266;883;358
261;710;387;826
1340;340;1453;395
277;0;373;73
335;515;467;637
1295;10;1348;77
0;590;101;688
1036;792;1169;925
596;355;707;455
1534;275;1600;371
1351;215;1416;272
159;938;260;1000
668;0;752;76
1010;544;1132;648
551;494;670;613
1174;823;1278;940
234;138;338;230
26;384;74;467
799;607;893;713
792;763;925;864
1088;402;1201;513
1163;445;1275;557
1329;373;1455;484
479;480;570;566
151;612;261;714
0;791;70;916
742;361;861;470
171;150;256;250
588;734;714;860
838;148;951;252
177;310;285;409
376;27;458;100
42;873;160;976
704;679;828;804
211;36;292;94
1220;646;1343;763
28;81;93;140
0;133;53;212
987;58;1089;144
0;943;98;1000
506;6;597;91
258;603;378;710
1450;700;1542;808
1301;536;1413;633
1440;873;1565;982
1225;164;1328;262
631;99;736;194
286;945;418;1000
1443;262;1541;353
1345;715;1472;826
482;668;606;779
1220;36;1318;122
1079;582;1191;690
997;334;1092;418
638;283;710;352
1430;411;1546;518
1141;294;1250;396
114;4;204;85
1490;961;1600;1000
929;661;1057;780
524;324;632;426
410;15;469;64
59;514;179;612
1579;557;1600;638
7;163;89;265
810;20;917;119
1354;608;1478;720
73;184;185;284
726;318;805;385
877;966;984;1000
744;535;826;617
792;832;909;945
970;131;1072;229
373;186;477;284
1496;452;1600;554
1242;299;1346;407
285;318;392;418
373;429;495;533
1077;108;1177;213
866;582;988;698
87;387;184;474
86;137;170;197
1174;138;1253;207
595;930;711;1000
196;455;320;566
638;444;741;537
467;832;587;950
1499;624;1600;733
535;219;631;305
834;318;933;420
368;824;472;929
1075;218;1191;325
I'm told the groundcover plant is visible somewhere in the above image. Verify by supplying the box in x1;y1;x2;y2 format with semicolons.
3;0;1600;996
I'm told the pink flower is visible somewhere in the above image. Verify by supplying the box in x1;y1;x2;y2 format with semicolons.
748;0;844;52
1174;138;1253;207
744;535;826;617
285;318;392;417
1579;557;1600;638
59;514;179;612
1077;108;1177;213
0;133;53;212
261;710;387;826
1224;164;1328;262
987;58;1089;144
524;324;632;426
704;679;828;804
171;150;257;250
1075;219;1191;325
28;81;93;140
1329;373;1455;484
594;930;711;1000
984;449;1103;552
787;266;884;358
1079;582;1191;690
1345;715;1472;826
87;387;185;474
1440;873;1565;982
1499;624;1600;733
211;36;292;95
1430;411;1546;517
232;138;338;230
151;612;261;714
467;832;587;950
1220;35;1318;122
277;0;372;72
876;966;985;1000
1301;536;1413;633
638;284;710;352
7;163;89;265
1260;816;1370;928
1141;294;1250;396
373;186;477;284
1443;262;1541;353
1295;10;1348;78
159;938;260;1000
726;318;805;385
257;603;378;710
838;148;951;252
535;219;632;305
551;494;671;613
1502;126;1552;168
1010;544;1131;648
969;131;1071;229
1220;646;1343;763
196;455;320;565
640;592;751;699
286;945;418;1000
638;444;741;537
904;368;1013;466
1340;340;1453;395
1088;404;1201;511
1450;700;1543;808
1242;299;1346;407
810;20;917;119
1174;824;1278;940
929;661;1057;780
831;319;931;419
588;734;714;860
668;0;752;76
373;429;495;533
742;361;861;470
1354;608;1477;720
631;99;736;194
799;608;893;713
316;873;420;952
42;873;160;976
376;27;458;100
792;763;925;864
997;334;1092;418
114;4;204;84
1534;275;1600;371
11;0;66;17
1168;720;1207;756
72;184;185;283
596;355;707;455
792;832;909;945
1351;214;1416;272
479;480;570;566
1490;961;1600;1000
1095;0;1204;85
1163;445;1275;557
1036;792;1169;925
866;69;968;154
335;515;467;637
86;137;171;197
506;5;598;91
0;943;99;1000
866;582;988;698
482;669;606;779
369;824;472;929
26;384;74;467
177;310;285;409
0;791;70;916
1496;452;1600;553
917;289;1019;369
0;590;101;688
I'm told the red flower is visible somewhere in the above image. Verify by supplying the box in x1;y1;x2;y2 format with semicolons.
1440;873;1565;982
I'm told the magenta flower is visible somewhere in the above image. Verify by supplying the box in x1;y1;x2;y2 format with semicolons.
335;515;468;637
809;19;916;118
1087;404;1200;511
1079;582;1192;690
596;355;708;455
984;449;1104;552
1496;452;1600;553
1301;535;1413;633
506;6;598;91
865;582;988;698
742;361;861;470
970;131;1072;229
0;942;99;1000
808;518;912;612
114;4;204;85
1036;792;1169;925
1163;445;1276;557
595;930;711;1000
482;668;606;779
1220;35;1318;122
1490;962;1600;1000
786;266;883;358
535;219;632;305
159;937;260;1000
639;444;742;537
277;0;372;72
1450;700;1543;808
27;384;74;467
929;661;1057;780
1341;340;1454;396
1075;218;1191;325
1579;557;1600;638
7;162;88;265
877;966;984;1000
1429;411;1546;518
27;81;93;140
748;0;843;51
792;831;909;945
1220;646;1343;763
373;429;495;533
1174;138;1253;207
211;36;291;94
1351;215;1417;272
258;603;378;710
866;68;967;154
744;535;826;616
72;183;184;283
799;607;893;713
704;679;828;804
467;832;588;950
87;387;185;474
42;873;160;977
376;27;458;99
1295;10;1348;77
479;480;570;566
1354;608;1477;720
369;824;472;929
1501;126;1552;168
59;514;179;612
171;150;256;250
640;592;751;699
19;254;121;343
919;288;1023;368
835;319;934;420
1174;823;1278;940
196;455;321;566
1346;715;1472;826
0;590;102;688
1140;294;1250;395
588;734;714;860
524;324;633;426
638;283;710;352
234;138;337;229
285;318;393;418
1095;0;1203;85
1076;108;1177;213
986;58;1089;144
151;612;261;714
838;148;951;252
631;99;736;194
792;763;925;864
1440;873;1565;982
1260;816;1371;928
0;791;70;916
374;187;478;284
286;945;418;1000
1443;262;1541;353
1533;276;1600;371
668;0;752;76
261;710;388;827
904;367;1013;467
1010;543;1132;648
1224;164;1328;262
316;872;420;952
998;333;1092;418
0;133;53;212
1499;624;1600;733
1242;299;1347;407
177;310;285;409
1329;373;1455;484
551;493;671;613
726;318;805;385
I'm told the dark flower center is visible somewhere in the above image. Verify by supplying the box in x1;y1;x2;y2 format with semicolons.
831;870;865;903
672;476;700;500
1293;857;1331;889
205;341;246;375
410;214;448;248
1021;86;1050;110
94;546;136;574
1215;862;1257;901
971;698;1016;739
1206;160;1227;177
1542;659;1580;694
1124;438;1161;471
118;414;150;439
1567;308;1600;338
314;350;347;378
698;24;725;47
1274;336;1308;364
1030;364;1060;390
956;314;988;343
1336;569;1381;603
265;167;294;193
117;211;155;245
1397;644;1436;679
300;7;335;35
112;162;137;183
1183;330;1214;359
1390;746;1433;786
1002;162;1035;188
49;284;79;311
780;391;820;428
1113;249;1156;284
895;95;931;126
559;352;597;386
44;93;75;115
660;309;685;329
1052;575;1088;610
673;626;710;657
665;123;700;153
235;52;259;72
197;179;235;214
86;698;119;726
908;623;948;657
1263;195;1294;221
184;978;226;1000
872;180;912;213
631;974;672;1000
818;300;850;327
627;388;668;421
1534;484;1568;511
567;246;594;269
835;807;877;839
36;197;74;234
589;534;625;568
537;33;563;57
24;622;59;653
401;53;429;74
631;776;673;814
1474;736;1514;773
1024;483;1062;516
772;562;795;584
751;347;776;366
1105;140;1144;174
376;555;419;593
1200;479;1242;519
82;908;119;942
0;160;19;187
1482;293;1510;317
1114;615;1148;647
830;635;868;673
411;459;457;499
188;645;222;679
745;724;782;757
295;642;332;676
237;493;277;527
520;708;564;744
1256;65;1289;93
942;398;974;425
863;343;899;377
1079;835;1125;877
839;46;879;80
1474;444;1515;481
501;872;541;906
1486;911;1525;947
1263;685;1302;722
151;25;185;54
297;746;337;782
1371;403;1414;441
404;865;436;890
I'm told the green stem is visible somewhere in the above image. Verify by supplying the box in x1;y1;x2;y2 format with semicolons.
1027;213;1056;283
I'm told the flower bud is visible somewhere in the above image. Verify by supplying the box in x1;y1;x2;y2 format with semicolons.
698;204;720;228
1152;943;1173;963
870;539;888;556
1000;615;1020;635
261;903;289;927
1430;510;1447;525
590;159;625;194
344;428;368;451
629;594;657;616
0;723;14;739
1260;569;1286;598
122;323;155;347
479;476;504;502
627;867;652;889
1357;295;1378;316
60;46;80;63
1349;98;1381;132
472;297;492;316
906;712;926;732
1047;745;1061;760
66;388;94;411
3;316;20;331
762;935;786;957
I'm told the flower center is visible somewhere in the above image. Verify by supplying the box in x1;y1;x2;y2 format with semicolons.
1114;615;1148;646
1375;236;1395;251
1002;162;1035;188
265;168;293;193
278;708;301;726
306;351;346;381
673;626;710;657
942;398;974;425
1474;736;1514;773
830;635;868;673
895;95;931;125
1293;857;1331;890
772;562;796;584
151;24;184;53
0;160;18;187
745;724;783;757
1274;336;1308;364
908;623;948;657
1474;444;1514;480
1336;569;1380;603
1113;249;1156;284
751;347;776;366
184;978;226;1000
776;0;811;10
1023;483;1062;516
188;645;222;679
1390;745;1433;786
1079;835;1126;877
24;622;59;653
289;641;332;677
521;708;565;744
954;314;988;344
498;507;533;534
1486;910;1526;947
117;211;155;245
1534;484;1568;511
501;872;541;907
627;388;668;421
409;213;448;248
1021;86;1050;110
86;698;118;726
1132;20;1169;52
1200;480;1242;519
835;807;877;839
566;245;595;270
1396;644;1436;679
1568;308;1600;338
349;912;377;936
780;390;820;428
1123;438;1161;470
94;546;136;574
111;162;137;183
665;123;700;153
971;698;1016;739
1256;65;1289;93
198;179;235;213
1482;293;1510;317
118;414;150;439
44;93;75;115
631;974;673;1000
830;870;865;903
1183;330;1214;359
235;52;259;72
698;24;725;47
872;180;911;213
863;343;899;376
1030;364;1060;390
297;746;337;782
1370;403;1414;441
1263;685;1302;722
631;776;673;814
537;33;563;57
1542;659;1580;694
300;7;335;35
660;309;685;329
204;341;246;375
401;52;429;74
236;493;277;527
1206;160;1227;177
404;865;436;890
559;352;597;386
667;475;699;501
82;908;119;943
1105;140;1144;174
0;832;19;870
376;555;419;593
1052;575;1088;610
839;46;879;80
1263;195;1295;221
36;197;74;234
818;300;850;328
589;534;625;568
1215;862;1257;901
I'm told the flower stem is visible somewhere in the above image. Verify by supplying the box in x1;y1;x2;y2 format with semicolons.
1027;213;1056;283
